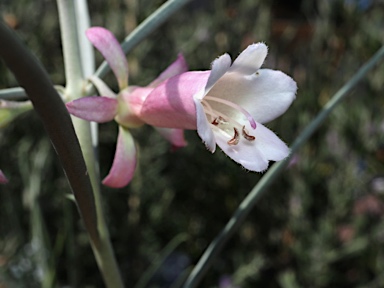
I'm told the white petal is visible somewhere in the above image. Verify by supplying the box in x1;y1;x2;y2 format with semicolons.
250;123;290;162
203;53;232;97
210;68;297;124
229;43;268;75
194;98;216;152
215;122;289;171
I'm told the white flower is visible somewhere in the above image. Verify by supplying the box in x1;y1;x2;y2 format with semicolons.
138;43;297;171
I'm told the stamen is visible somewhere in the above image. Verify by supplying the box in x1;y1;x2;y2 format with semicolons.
211;116;227;126
204;96;257;129
201;100;216;122
227;128;240;145
242;126;255;141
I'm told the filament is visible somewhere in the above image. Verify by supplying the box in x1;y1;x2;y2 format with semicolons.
204;95;256;129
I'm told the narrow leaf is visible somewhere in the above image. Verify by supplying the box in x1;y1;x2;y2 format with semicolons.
0;21;99;243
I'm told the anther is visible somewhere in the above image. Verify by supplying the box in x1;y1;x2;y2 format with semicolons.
211;118;219;125
227;128;240;145
211;116;227;126
242;126;255;141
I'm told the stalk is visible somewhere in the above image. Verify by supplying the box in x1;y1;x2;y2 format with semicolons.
57;1;124;287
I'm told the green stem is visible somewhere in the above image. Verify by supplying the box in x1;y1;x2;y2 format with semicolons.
0;87;27;100
134;233;189;288
57;0;83;98
183;45;384;288
0;85;65;101
57;1;124;287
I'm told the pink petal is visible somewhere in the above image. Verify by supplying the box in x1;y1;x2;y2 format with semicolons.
215;122;289;171
149;53;188;88
0;170;8;184
155;127;188;149
66;96;118;123
89;76;116;98
229;43;268;75
139;71;211;129
102;126;137;188
86;27;129;90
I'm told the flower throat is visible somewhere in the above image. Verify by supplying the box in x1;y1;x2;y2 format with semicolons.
201;95;257;146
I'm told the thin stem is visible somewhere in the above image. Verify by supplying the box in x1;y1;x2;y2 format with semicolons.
74;0;99;188
75;0;95;78
57;1;124;287
0;87;27;100
57;0;83;98
0;85;65;101
183;45;384;288
134;233;189;288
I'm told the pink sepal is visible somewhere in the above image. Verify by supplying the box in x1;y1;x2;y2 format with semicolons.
102;126;137;188
155;127;188;150
66;96;118;123
86;27;129;90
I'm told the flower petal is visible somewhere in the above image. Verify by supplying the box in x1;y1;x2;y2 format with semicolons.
148;53;188;88
229;43;268;75
155;127;188;149
139;71;210;129
86;27;129;89
203;53;232;97
195;97;216;152
210;68;297;124
0;169;8;184
89;76;116;98
66;96;118;123
102;126;137;188
215;122;289;171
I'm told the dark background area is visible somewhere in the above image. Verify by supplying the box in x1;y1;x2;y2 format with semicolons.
1;0;384;287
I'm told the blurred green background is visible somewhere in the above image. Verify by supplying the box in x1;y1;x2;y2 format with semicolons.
1;0;384;287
